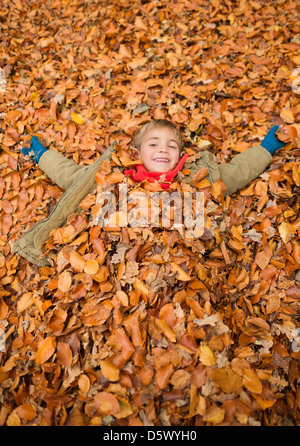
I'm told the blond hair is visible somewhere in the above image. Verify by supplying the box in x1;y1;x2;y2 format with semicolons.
133;119;184;152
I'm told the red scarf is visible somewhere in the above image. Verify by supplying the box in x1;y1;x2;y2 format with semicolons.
124;153;189;189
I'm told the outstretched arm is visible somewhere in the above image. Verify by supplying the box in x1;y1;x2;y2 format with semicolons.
21;137;87;190
218;125;286;196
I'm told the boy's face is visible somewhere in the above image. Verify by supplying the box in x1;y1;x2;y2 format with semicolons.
138;126;180;173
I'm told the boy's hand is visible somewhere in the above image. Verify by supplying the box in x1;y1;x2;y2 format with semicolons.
261;125;287;155
20;136;47;163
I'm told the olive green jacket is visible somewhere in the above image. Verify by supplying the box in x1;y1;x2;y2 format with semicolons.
13;143;272;266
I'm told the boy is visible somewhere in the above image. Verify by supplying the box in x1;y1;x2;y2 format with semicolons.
14;119;286;266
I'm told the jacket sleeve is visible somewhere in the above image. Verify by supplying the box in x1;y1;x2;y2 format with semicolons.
38;150;89;190
217;145;272;196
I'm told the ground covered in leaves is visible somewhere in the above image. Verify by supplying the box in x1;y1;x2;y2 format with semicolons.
0;0;300;427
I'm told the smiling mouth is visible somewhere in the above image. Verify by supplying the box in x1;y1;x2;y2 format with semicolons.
153;158;170;162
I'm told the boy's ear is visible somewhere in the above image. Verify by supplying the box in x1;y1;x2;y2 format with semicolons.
131;147;140;157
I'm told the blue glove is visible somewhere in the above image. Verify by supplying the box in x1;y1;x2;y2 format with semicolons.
21;136;47;163
261;125;286;155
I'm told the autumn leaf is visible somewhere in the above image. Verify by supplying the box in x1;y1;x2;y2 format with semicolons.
71;112;86;125
56;341;73;367
1;0;299;428
36;336;56;364
202;406;225;425
83;259;99;275
57;270;72;293
78;374;90;394
211;368;243;393
94;392;120;415
15;404;36;421
278;221;296;244
198;344;216;366
100;359;120;382
170;262;191;281
69;250;85;272
242;368;263;394
252;386;277;409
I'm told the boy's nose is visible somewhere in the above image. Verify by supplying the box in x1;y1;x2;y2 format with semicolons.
158;145;168;152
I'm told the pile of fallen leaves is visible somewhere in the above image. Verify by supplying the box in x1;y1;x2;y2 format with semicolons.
0;0;300;426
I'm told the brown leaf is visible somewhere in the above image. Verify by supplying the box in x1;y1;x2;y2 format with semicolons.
56;341;73;367
211;368;243;393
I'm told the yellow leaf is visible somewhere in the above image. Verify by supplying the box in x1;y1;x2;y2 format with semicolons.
243;368;262;394
71;112;86;124
278;221;296;244
6;410;21;426
114;397;133;419
203;406;225;424
198;344;216;366
196;395;206;416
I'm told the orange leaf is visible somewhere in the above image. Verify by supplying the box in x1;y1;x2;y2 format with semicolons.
83;259;99;275
170;262;191;281
155;363;174;389
107;171;126;184
243;368;262;394
36;336;56;364
210;368;243;393
0;299;8;320
255;250;271;270
78;374;90;394
155;318;176;343
94;391;120;415
15;404;36;421
5;110;22;124
280;109;294;124
56;341;73;367
69;250;85;272
17;292;34;313
100;359;120;382
252;386;277;409
57;270;72;293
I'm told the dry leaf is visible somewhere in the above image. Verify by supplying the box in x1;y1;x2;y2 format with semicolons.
242;368;263;394
36;336;56;364
1;0;299;427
